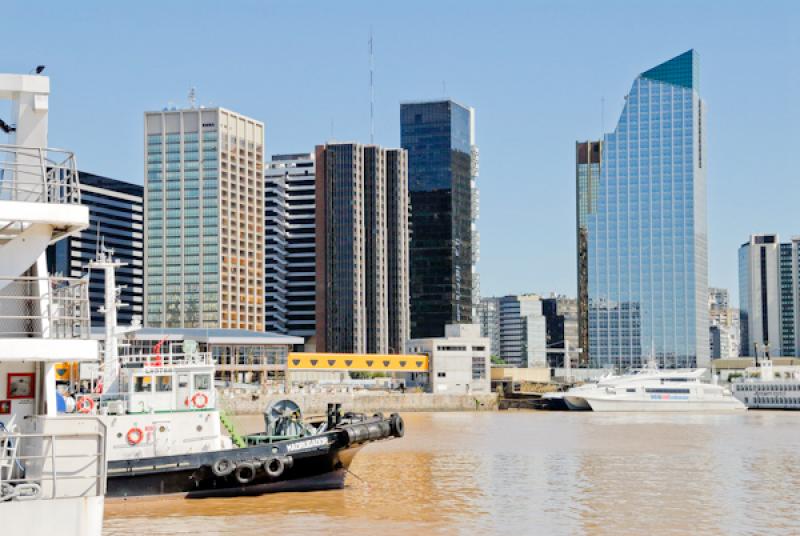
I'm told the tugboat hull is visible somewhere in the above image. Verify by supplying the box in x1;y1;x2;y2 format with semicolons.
107;415;396;499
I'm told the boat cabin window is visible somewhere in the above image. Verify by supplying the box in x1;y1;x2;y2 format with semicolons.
194;374;211;391
645;388;691;394
178;374;189;388
156;375;173;392
134;375;152;393
626;388;636;392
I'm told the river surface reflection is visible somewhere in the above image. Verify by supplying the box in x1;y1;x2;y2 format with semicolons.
104;411;800;535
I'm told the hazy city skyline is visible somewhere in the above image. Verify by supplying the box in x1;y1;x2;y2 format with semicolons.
3;1;799;303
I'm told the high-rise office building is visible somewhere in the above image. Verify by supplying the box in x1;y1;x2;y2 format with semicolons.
585;50;708;369
497;294;547;368
144;107;265;330
314;142;409;354
739;234;799;357
477;297;500;358
264;153;317;345
47;171;144;327
542;295;579;367
575;140;601;366
401;100;478;339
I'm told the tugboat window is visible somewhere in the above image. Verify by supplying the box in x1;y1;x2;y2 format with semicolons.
156;376;173;392
134;376;152;392
195;374;211;390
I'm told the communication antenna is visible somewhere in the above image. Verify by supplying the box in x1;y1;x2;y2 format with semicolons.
369;28;374;144
188;87;197;109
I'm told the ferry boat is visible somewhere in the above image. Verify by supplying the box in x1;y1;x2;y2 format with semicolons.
579;369;746;412
731;360;800;410
542;365;705;411
58;252;404;499
0;72;106;535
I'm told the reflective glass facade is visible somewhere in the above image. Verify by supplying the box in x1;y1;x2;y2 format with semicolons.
401;100;474;339
587;50;709;369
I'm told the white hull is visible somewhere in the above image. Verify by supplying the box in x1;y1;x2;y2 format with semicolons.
586;397;746;412
3;496;104;536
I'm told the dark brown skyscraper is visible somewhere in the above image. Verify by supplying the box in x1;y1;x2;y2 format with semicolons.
576;140;602;366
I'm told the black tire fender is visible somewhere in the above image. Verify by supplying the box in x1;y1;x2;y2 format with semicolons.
264;456;285;479
211;458;235;477
390;413;404;438
234;462;257;485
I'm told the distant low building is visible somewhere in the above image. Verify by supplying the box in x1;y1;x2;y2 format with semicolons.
542;295;579;367
709;287;740;359
406;324;490;393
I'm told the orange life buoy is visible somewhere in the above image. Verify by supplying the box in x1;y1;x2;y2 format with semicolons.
76;396;95;414
191;392;209;409
126;427;144;446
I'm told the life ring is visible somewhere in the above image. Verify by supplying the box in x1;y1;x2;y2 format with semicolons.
191;392;209;409
76;396;95;414
126;427;144;446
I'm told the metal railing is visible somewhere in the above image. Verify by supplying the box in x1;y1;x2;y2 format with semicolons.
0;145;81;204
0;276;90;338
119;351;214;369
0;430;106;501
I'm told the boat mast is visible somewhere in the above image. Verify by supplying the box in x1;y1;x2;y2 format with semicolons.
89;244;126;397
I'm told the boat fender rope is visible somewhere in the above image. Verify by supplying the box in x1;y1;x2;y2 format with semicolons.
126;427;144;446
264;456;286;479
192;392;209;409
234;462;257;484
211;458;235;477
76;396;95;414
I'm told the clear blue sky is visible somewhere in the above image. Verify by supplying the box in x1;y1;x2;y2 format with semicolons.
4;1;799;304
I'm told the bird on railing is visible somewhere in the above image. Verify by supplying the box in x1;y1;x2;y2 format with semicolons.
0;119;16;134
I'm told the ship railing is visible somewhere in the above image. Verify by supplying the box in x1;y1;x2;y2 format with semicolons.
0;275;90;339
0;145;80;205
118;352;214;369
0;429;106;501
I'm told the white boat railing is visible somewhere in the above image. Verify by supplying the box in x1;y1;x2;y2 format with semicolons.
0;276;90;338
0;429;106;501
119;352;214;369
0;145;81;205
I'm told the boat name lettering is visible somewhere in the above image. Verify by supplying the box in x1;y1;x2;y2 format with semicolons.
286;437;328;452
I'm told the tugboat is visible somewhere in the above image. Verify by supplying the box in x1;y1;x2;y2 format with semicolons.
67;252;404;499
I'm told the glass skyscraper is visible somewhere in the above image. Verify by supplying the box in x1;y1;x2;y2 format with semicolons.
586;50;709;369
401;100;477;339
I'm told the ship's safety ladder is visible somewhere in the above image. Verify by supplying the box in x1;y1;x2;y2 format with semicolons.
219;410;246;448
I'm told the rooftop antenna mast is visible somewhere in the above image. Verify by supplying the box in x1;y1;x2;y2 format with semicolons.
188;87;197;109
369;27;374;144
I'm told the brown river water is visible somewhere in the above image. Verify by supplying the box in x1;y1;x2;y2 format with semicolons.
104;411;800;535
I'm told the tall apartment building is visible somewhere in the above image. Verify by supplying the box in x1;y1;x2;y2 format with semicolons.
585;50;709;369
144;107;265;330
47;171;144;327
401;100;478;339
739;234;799;357
314;142;409;354
575;140;601;366
264;153;317;345
542;295;579;367
708;287;740;359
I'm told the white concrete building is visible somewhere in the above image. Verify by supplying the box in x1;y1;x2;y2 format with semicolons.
406;324;490;394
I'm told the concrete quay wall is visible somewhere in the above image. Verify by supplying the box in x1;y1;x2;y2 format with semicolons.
217;389;498;415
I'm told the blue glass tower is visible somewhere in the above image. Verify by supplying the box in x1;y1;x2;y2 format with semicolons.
587;50;708;369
